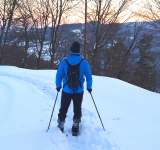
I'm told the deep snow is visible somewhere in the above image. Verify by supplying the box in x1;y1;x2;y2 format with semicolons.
0;66;160;150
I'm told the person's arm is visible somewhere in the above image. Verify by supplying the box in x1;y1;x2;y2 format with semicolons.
55;60;64;89
84;61;92;90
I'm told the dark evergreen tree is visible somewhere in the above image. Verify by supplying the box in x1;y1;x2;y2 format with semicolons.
133;33;157;92
104;38;129;80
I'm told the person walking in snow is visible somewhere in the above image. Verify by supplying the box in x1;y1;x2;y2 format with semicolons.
55;41;92;136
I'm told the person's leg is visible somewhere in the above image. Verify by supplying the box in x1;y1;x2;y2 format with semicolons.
72;92;83;135
72;92;83;121
57;91;72;132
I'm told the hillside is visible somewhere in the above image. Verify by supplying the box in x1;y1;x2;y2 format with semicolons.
2;21;160;91
0;66;160;150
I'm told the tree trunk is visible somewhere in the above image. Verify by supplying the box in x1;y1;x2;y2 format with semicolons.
91;48;98;75
50;55;54;69
37;50;42;69
22;40;29;68
1;50;4;65
1;45;5;65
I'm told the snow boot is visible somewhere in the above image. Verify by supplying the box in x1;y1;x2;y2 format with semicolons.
72;119;80;136
57;119;65;133
72;126;79;136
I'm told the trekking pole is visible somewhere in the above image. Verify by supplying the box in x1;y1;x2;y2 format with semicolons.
90;92;105;131
46;92;59;132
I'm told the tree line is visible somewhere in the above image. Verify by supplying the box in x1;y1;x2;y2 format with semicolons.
0;0;160;92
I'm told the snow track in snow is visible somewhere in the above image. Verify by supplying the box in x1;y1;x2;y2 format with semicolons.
0;67;115;150
2;66;160;150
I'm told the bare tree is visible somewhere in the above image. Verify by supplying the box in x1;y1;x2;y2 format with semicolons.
48;0;80;69
13;0;35;68
26;0;50;69
0;0;18;65
117;22;148;79
79;0;134;75
136;0;160;21
136;0;160;91
133;33;157;92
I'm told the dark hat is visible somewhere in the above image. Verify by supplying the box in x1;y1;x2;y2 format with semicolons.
70;41;80;53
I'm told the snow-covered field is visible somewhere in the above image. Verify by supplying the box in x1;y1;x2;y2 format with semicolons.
0;66;160;150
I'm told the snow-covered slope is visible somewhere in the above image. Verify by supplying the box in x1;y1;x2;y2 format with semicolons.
0;66;160;150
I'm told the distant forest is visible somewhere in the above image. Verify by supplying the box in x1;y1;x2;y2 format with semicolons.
1;0;160;93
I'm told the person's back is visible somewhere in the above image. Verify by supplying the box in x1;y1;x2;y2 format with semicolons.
56;53;92;93
55;41;92;136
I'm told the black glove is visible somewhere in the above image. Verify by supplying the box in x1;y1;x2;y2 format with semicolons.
56;87;61;92
87;89;92;93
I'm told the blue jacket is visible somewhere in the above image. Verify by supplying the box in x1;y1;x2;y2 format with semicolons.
56;53;92;93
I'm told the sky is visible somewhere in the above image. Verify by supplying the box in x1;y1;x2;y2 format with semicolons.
0;66;160;150
63;0;154;24
0;0;157;26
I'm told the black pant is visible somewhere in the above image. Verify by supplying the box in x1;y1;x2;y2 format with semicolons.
58;91;83;121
